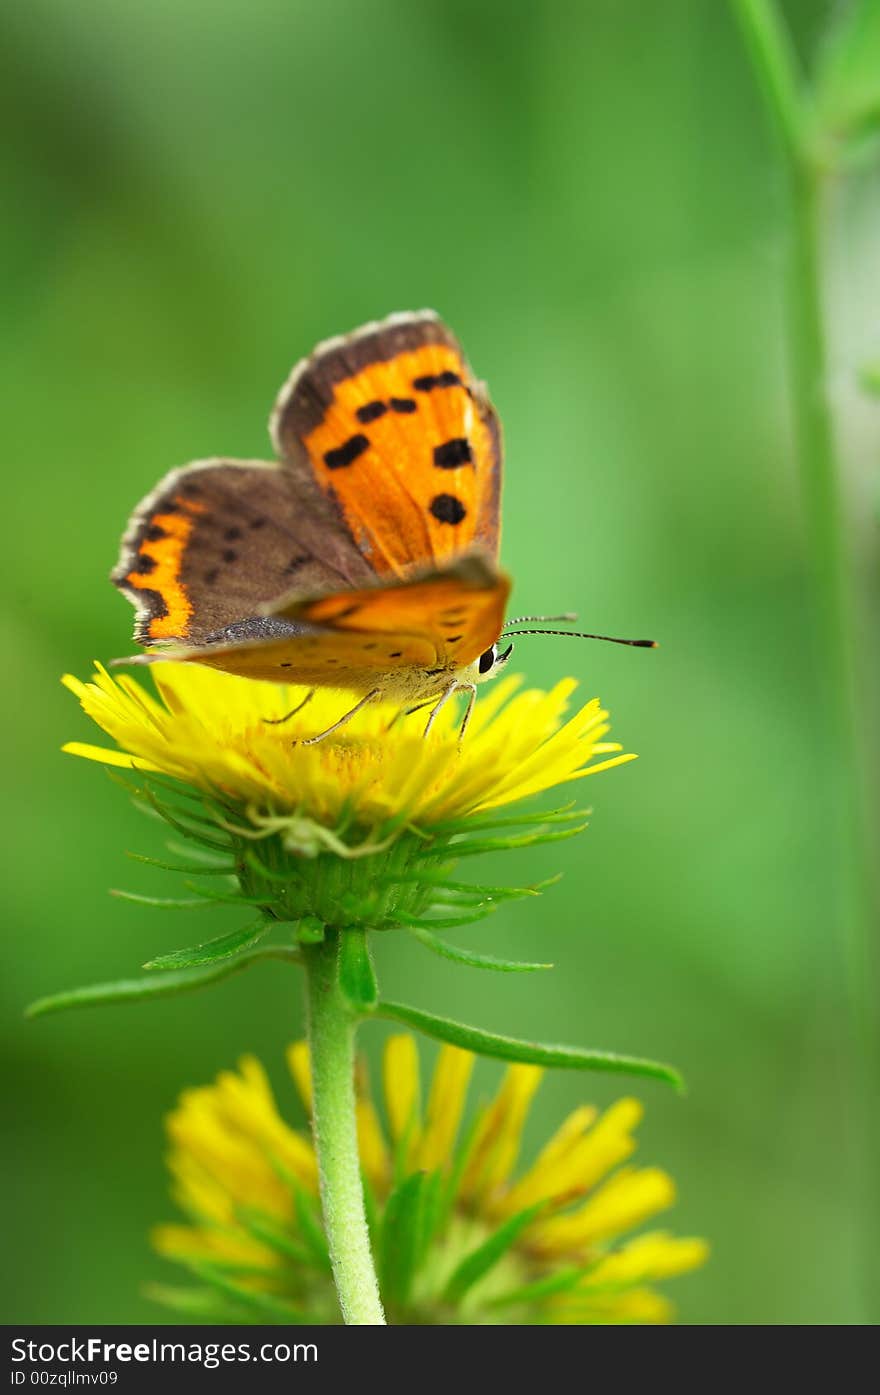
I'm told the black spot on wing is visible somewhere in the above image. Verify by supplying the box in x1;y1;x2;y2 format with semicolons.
131;554;156;574
324;434;370;469
145;524;167;542
413;371;463;392
356;401;387;424
222;549;238;564
390;397;416;414
434;438;472;469
430;494;467;525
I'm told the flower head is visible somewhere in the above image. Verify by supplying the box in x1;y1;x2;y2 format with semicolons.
151;1035;707;1325
62;663;634;933
64;663;632;831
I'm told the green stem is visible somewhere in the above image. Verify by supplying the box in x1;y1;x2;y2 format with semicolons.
732;0;878;1318
303;931;386;1325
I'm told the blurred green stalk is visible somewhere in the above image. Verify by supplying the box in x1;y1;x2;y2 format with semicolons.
732;0;878;1318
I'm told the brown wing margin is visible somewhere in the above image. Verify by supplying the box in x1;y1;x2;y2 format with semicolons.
112;457;372;645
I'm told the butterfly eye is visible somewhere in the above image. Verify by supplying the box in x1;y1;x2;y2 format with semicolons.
478;646;497;675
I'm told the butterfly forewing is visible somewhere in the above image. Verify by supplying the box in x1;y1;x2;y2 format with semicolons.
271;311;502;578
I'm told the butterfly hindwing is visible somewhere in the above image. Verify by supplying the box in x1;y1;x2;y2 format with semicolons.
164;556;510;688
270;311;502;580
112;458;372;645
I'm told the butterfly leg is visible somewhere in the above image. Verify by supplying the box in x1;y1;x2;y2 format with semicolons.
384;697;434;734
456;683;478;744
423;681;460;738
262;689;316;725
299;688;381;746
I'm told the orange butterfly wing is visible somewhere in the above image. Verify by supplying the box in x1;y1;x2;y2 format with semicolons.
179;556;510;687
270;312;502;580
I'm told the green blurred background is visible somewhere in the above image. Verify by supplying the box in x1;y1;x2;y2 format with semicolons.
3;0;878;1325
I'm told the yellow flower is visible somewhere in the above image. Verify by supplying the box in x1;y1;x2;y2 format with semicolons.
150;1036;707;1325
63;663;633;833
61;663;635;933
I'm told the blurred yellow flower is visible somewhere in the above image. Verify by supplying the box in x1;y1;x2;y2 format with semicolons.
151;1035;707;1325
62;662;633;835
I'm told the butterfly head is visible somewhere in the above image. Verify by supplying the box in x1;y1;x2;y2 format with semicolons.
460;640;515;688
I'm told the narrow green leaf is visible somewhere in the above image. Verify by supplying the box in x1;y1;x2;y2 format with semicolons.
110;889;212;910
139;785;233;852
338;928;378;1011
25;945;301;1018
378;1001;683;1090
379;1171;427;1307
235;1207;313;1268
166;839;235;867
291;1181;332;1272
487;1262;598;1309
125;850;236;876
428;803;584;835
142;1283;245;1322
244;846;295;883
410;927;553;973
444;1202;543;1304
182;882;270;907
384;871;557;900
144;918;270;970
397;909;498;932
449;824;587;858
183;1259;308;1321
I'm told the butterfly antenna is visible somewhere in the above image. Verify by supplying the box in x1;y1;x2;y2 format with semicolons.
501;627;657;648
503;612;579;626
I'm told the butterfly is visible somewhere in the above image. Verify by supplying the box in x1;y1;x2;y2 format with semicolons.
113;311;653;743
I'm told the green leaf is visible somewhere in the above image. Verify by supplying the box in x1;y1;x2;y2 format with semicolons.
378;1001;683;1090
109;889;213;909
449;824;587;858
144;918;270;970
444;1202;543;1304
234;1207;314;1268
125;850;236;876
142;1283;247;1322
398;906;498;930
379;1171;428;1307
25;945;301;1018
427;803;585;835
409;926;552;973
487;1261;598;1309
290;1181;332;1272
182;1259;309;1322
338;928;378;1011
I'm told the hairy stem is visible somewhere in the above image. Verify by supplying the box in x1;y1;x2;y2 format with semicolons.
304;931;385;1325
732;0;878;1317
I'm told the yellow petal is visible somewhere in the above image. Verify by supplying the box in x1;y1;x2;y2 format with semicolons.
460;1063;543;1202
286;1042;312;1114
586;1231;709;1285
356;1097;391;1192
383;1035;421;1155
529;1166;676;1254
418;1045;475;1172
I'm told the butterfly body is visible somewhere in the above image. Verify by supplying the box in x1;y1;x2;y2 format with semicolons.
113;313;511;731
